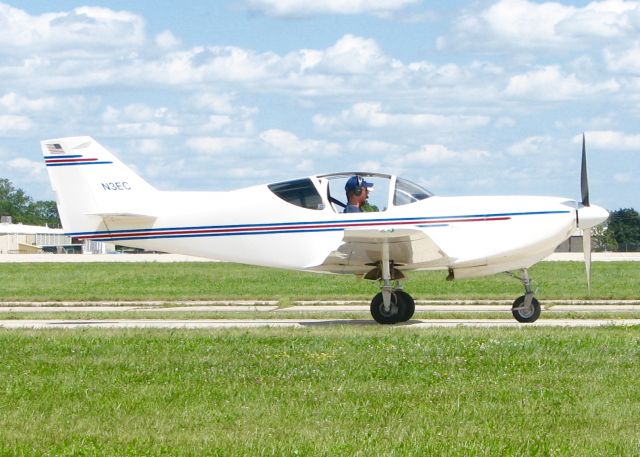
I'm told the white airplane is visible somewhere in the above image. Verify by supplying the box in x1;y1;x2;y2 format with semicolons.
42;136;609;324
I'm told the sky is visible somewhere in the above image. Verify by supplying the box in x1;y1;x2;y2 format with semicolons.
1;0;639;211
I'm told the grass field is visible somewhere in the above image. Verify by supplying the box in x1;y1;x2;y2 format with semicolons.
1;327;640;456
0;261;639;301
1;261;639;456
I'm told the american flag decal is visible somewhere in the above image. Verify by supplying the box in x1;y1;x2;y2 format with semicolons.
46;143;65;154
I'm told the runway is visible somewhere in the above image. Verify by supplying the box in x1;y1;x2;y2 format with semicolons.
2;300;639;329
2;318;640;329
1;299;639;313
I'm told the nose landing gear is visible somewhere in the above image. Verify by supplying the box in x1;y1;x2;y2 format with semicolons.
510;269;541;323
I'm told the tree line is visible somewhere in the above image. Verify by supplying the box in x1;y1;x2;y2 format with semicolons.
0;178;61;228
597;208;640;252
0;178;639;250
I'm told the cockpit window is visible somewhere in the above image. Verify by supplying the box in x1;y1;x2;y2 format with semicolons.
393;178;432;206
268;178;324;210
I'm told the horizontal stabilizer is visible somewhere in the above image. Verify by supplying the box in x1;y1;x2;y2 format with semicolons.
87;212;157;227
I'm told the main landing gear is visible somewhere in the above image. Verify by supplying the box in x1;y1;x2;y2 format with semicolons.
366;244;416;325
367;262;542;324
370;288;416;324
510;269;541;323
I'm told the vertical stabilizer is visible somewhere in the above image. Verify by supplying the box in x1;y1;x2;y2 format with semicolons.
42;136;157;234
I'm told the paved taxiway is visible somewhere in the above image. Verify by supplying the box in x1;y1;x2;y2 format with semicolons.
3;300;639;329
1;318;640;329
2;301;640;329
1;299;639;313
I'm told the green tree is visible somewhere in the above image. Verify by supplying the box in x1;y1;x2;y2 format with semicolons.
0;178;31;220
592;224;617;251
606;208;640;252
0;178;60;227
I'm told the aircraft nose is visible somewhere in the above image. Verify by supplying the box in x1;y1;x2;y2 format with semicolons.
577;204;609;229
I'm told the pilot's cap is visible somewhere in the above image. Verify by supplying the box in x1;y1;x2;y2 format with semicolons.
345;175;374;192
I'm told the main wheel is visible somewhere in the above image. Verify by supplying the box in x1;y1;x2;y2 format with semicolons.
395;290;415;322
370;292;401;324
511;295;541;323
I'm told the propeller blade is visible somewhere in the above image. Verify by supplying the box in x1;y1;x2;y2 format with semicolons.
583;228;592;293
581;133;590;207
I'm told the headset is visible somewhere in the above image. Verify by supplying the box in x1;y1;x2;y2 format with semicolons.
353;176;364;196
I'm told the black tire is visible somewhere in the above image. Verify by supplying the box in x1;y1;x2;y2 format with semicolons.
370;292;401;324
511;295;541;323
395;290;415;322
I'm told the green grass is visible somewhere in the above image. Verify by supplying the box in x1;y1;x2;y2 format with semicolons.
1;262;640;455
1;327;640;456
0;261;638;301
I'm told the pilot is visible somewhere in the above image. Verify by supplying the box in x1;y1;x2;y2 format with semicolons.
344;175;374;213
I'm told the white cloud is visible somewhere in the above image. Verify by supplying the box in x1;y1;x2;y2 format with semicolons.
7;157;43;178
246;0;418;17
0;92;56;113
314;102;490;130
186;136;251;154
401;144;490;165
129;139;164;155
346;139;405;154
442;0;640;50
107;122;180;137
155;30;180;49
614;172;632;183
227;167;273;178
189;93;237;114
0;114;32;135
259;129;340;156
506;66;619;100
139;46;282;86
0;3;145;53
581;130;640;150
103;103;170;124
604;42;640;74
309;35;391;74
508;136;552;156
99;103;178;137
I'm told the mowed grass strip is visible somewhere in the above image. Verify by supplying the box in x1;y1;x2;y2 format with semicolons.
0;261;639;301
1;327;640;456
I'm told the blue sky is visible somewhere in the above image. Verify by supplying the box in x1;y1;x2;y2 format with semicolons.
1;0;639;210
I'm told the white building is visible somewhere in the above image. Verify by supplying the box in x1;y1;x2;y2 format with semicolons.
0;216;113;254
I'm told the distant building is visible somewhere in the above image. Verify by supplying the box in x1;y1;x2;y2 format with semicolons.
0;216;113;254
555;235;584;252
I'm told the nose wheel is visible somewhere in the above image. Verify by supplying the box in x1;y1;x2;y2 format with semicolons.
510;268;541;323
511;295;541;323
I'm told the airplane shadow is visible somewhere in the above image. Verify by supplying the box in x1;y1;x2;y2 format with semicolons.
299;319;422;327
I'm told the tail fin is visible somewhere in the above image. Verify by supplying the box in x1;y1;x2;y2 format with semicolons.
42;136;157;234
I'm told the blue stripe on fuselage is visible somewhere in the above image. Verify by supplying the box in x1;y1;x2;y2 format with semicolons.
66;210;571;240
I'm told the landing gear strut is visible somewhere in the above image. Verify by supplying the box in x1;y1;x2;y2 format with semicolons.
367;243;415;324
511;269;541;323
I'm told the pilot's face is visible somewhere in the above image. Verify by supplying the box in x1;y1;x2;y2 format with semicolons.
360;187;369;202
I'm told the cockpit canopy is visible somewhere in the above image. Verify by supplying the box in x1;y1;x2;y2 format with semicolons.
268;172;433;212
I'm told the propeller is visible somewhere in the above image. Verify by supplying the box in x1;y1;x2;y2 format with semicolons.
576;133;608;292
581;133;589;207
581;133;592;292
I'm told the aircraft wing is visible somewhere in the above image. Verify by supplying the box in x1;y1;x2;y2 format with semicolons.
315;228;449;274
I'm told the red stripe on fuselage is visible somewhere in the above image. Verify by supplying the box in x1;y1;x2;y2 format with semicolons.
75;216;511;240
